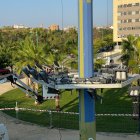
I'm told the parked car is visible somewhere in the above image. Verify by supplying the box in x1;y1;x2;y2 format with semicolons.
97;46;114;53
0;68;10;75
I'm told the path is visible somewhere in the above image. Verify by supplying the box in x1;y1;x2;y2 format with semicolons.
0;78;27;95
0;81;15;95
0;80;140;140
0;111;140;140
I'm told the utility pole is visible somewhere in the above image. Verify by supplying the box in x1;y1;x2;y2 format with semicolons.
78;0;96;140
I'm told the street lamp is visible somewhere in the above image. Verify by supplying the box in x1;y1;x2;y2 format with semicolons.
115;65;128;81
130;86;140;97
129;86;140;133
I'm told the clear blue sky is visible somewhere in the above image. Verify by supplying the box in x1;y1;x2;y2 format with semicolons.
0;0;113;28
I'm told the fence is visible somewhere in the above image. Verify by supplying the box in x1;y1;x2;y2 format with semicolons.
0;107;139;133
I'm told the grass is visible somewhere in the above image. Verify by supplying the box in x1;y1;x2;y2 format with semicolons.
0;87;139;133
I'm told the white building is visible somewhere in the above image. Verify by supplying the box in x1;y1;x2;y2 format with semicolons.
63;26;77;32
13;24;28;29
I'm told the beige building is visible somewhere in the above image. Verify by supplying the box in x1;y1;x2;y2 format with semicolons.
49;24;59;31
113;0;140;42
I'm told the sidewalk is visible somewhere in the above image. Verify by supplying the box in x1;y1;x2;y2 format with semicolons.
0;112;140;140
0;78;26;95
0;81;140;140
0;82;15;95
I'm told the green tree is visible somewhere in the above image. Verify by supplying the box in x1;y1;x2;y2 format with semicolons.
15;37;47;73
132;37;140;73
121;35;136;66
94;58;105;70
0;43;13;68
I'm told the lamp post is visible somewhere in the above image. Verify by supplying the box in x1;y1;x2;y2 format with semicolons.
115;65;128;82
129;86;140;133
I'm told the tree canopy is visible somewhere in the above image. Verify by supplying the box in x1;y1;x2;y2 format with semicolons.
0;27;113;71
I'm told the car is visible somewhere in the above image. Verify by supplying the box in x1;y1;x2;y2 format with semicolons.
97;46;114;53
0;68;10;75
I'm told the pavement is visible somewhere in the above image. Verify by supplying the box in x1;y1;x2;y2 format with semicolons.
0;111;140;140
0;81;140;140
0;81;15;95
0;78;27;95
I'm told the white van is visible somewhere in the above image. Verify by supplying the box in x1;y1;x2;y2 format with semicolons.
0;124;9;140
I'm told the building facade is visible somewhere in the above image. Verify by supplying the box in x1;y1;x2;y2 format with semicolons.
113;0;140;42
48;24;59;31
13;24;28;29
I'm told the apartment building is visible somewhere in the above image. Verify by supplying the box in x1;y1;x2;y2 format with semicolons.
48;24;59;31
113;0;140;43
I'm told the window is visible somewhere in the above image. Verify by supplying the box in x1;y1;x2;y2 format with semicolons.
123;20;126;23
118;5;122;8
135;19;139;22
123;27;126;31
128;19;132;23
136;11;139;14
135;3;139;6
127;27;131;30
128;11;132;15
124;4;127;8
127;4;132;7
124;12;127;15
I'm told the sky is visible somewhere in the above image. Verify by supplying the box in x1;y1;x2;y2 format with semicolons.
0;0;113;28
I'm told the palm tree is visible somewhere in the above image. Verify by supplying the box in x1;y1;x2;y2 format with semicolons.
133;37;140;73
15;37;47;73
14;37;52;93
121;35;136;67
0;43;13;68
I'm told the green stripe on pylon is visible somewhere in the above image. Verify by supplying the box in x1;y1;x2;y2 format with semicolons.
80;122;96;140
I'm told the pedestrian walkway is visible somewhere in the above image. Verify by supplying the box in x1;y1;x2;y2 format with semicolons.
0;81;15;95
0;111;140;140
0;80;140;140
0;78;27;95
